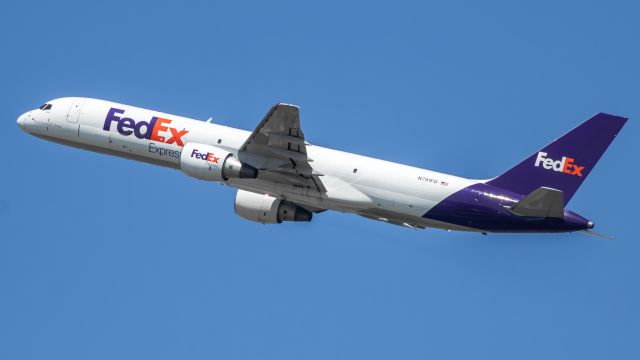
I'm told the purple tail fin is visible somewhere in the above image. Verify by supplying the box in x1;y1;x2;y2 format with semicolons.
487;113;627;205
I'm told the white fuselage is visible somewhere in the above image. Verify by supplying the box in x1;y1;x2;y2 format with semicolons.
18;97;481;231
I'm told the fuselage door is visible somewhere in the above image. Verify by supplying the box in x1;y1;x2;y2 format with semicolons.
67;100;84;123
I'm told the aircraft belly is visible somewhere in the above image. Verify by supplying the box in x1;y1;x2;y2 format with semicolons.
32;133;179;169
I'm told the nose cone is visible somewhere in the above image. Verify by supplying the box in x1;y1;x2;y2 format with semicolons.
17;112;31;132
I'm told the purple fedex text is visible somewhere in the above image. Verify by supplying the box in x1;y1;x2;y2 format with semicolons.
191;148;220;163
103;107;188;146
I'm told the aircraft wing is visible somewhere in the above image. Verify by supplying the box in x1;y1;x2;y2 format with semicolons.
240;103;325;192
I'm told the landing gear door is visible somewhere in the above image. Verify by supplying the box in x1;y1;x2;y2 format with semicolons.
67;100;84;123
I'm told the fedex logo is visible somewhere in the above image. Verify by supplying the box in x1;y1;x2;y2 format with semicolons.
191;149;220;164
534;152;584;177
103;108;188;146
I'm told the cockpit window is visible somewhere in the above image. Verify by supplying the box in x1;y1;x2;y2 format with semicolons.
39;103;52;111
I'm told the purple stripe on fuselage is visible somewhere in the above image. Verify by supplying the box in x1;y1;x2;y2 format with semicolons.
423;183;589;233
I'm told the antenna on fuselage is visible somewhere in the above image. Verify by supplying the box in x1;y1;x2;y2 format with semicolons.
205;117;213;123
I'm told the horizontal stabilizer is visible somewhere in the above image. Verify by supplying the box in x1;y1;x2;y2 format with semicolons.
507;187;564;218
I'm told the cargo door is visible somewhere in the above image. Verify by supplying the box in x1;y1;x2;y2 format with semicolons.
67;100;84;123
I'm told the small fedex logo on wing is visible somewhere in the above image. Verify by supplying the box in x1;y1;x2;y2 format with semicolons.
103;108;189;146
191;148;220;164
534;151;584;177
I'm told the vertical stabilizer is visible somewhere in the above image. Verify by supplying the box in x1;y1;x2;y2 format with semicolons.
487;113;627;204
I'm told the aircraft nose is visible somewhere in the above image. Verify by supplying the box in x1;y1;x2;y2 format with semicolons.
17;111;30;131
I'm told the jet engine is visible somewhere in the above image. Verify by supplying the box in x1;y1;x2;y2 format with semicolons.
180;143;258;181
234;189;313;224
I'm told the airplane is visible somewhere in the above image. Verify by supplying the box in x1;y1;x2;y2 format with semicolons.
17;97;627;236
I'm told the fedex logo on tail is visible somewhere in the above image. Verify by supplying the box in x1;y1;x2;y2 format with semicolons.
534;152;584;177
103;108;189;146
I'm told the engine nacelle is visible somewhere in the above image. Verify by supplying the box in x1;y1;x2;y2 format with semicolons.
234;190;313;224
180;143;258;181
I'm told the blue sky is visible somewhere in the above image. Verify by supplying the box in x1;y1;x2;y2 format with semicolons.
1;1;638;359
